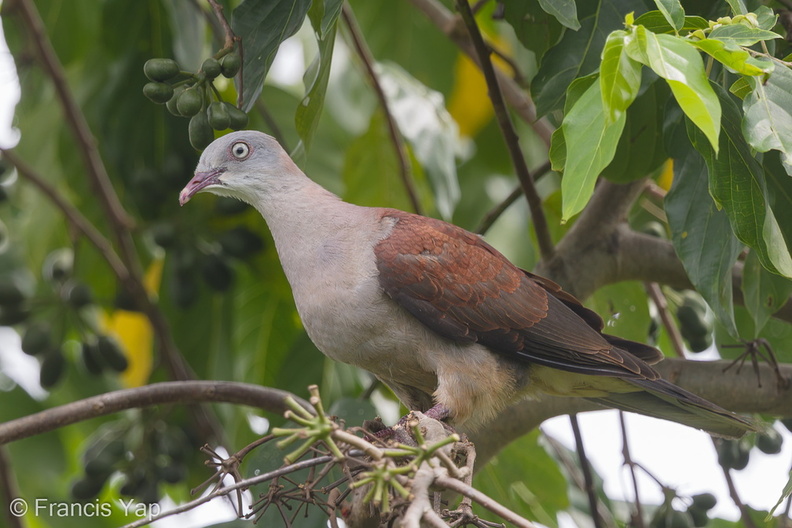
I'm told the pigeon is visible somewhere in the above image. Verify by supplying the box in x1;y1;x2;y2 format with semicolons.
180;131;756;437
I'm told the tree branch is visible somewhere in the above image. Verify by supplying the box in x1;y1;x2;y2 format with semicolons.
454;0;553;260
341;3;422;216
0;382;311;445
407;0;554;146
470;358;792;467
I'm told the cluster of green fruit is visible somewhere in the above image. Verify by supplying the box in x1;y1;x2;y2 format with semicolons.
150;198;265;308
71;420;191;504
716;422;787;471
676;291;713;353
1;249;128;389
650;492;717;528
142;53;248;150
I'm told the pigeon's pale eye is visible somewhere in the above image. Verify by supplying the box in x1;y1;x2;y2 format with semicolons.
231;142;250;160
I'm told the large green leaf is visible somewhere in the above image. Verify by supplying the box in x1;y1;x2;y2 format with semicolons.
375;62;461;219
633;11;708;34
690;38;769;76
654;0;684;32
742;67;792;167
537;0;580;30
293;0;343;158
586;281;653;343
502;0;564;61
664;143;742;337
532;0;644;116
708;24;781;46
742;250;792;336
560;80;626;220
688;84;792;278
599;30;642;121
474;430;569;526
231;0;312;112
627;27;721;152
601;77;668;183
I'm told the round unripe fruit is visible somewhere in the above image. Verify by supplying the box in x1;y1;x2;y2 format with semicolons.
687;506;708;527
690;493;717;511
21;323;52;356
189;112;214;151
143;82;174;104
81;341;105;375
166;87;185;116
40;348;66;389
97;335;128;372
71;476;106;500
144;58;180;82
176;88;203;117
201;58;221;79
220;52;241;77
207;101;230;130
65;282;94;308
0;278;25;306
756;427;783;454
224;102;248;130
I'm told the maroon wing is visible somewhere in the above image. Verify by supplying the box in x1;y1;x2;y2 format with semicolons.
374;210;661;380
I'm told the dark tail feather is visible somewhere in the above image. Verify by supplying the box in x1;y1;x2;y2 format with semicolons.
590;378;760;439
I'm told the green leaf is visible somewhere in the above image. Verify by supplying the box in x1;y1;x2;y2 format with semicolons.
729;76;751;99
664;143;741;337
586;281;652;343
474;430;569;525
742;250;792;336
537;0;580;30
688;84;792;278
293;0;342;158
653;0;684;32
601;79;668;183
716;306;792;364
709;24;782;46
633;11;708;34
599;30;643;121
627;27;721;152
532;0;639;116
690;38;769;76
725;0;747;15
560;81;626;221
502;0;564;61
231;0;312;112
376;62;461;219
742;68;792;167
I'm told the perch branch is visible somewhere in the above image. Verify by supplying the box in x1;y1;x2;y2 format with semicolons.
0;382;312;445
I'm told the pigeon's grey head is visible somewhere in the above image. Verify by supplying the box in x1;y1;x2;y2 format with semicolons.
179;131;290;206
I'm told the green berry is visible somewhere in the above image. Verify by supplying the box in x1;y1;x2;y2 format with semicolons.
690;492;717;511
97;335;128;372
0;278;25;306
166;87;185;116
207;101;230;130
201;58;221;79
143;58;180;82
176;88;204;117
21;322;52;356
188;111;214;151
220;52;241;77
224;102;248;130
143;82;174;104
756;427;783;455
40;348;66;389
81;341;105;375
65;282;94;308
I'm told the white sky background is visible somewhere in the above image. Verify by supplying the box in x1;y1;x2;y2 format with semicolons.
0;16;789;527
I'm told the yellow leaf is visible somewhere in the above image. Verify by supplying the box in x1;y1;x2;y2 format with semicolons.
657;158;674;191
101;258;164;387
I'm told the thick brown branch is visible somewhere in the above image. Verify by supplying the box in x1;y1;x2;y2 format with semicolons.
471;358;792;467
341;4;422;215
0;382;311;445
454;0;553;260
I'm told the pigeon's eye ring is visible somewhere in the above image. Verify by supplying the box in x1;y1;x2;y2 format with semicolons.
230;141;251;160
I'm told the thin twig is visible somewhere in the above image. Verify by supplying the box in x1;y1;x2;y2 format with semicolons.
618;412;646;528
341;3;422;215
476;160;552;234
712;441;759;528
569;414;604;528
434;471;536;528
0;149;130;284
402;462;440;528
121;455;334;528
0;382;312;445
407;0;553;146
207;0;235;50
454;0;553;260
645;282;687;358
0;446;23;528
